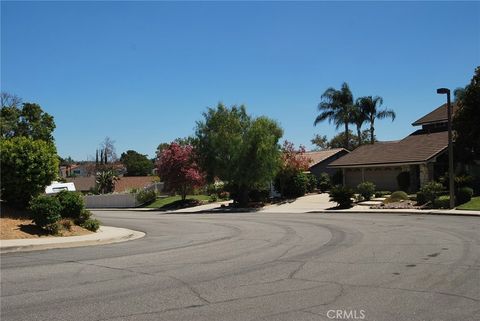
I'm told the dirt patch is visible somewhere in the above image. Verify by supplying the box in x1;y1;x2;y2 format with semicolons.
0;217;92;240
370;200;420;209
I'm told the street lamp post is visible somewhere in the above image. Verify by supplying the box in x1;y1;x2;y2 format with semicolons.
437;88;455;209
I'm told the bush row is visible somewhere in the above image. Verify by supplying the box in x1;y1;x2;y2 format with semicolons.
416;181;473;207
274;172;318;199
29;191;100;234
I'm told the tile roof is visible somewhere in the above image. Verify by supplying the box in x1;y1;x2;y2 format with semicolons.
412;103;459;126
305;149;349;167
329;130;448;167
66;176;157;192
66;177;96;191
114;176;157;193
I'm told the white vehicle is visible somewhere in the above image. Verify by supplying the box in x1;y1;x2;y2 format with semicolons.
45;181;76;194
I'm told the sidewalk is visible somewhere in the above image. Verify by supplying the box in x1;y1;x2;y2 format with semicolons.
307;206;480;217
0;226;145;253
89;194;480;217
165;194;480;217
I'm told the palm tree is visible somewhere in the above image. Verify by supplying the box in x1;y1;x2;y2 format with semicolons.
356;96;396;144
96;170;118;194
314;82;354;149
351;103;368;147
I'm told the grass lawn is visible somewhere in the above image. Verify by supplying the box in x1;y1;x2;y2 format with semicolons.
456;196;480;211
145;195;211;209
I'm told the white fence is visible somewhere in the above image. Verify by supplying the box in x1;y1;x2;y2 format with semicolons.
84;193;139;208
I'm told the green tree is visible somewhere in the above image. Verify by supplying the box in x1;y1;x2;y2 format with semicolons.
0;99;55;143
327;130;372;150
156;136;196;156
311;134;329;150
195;103;283;206
120;150;154;176
453;66;480;160
0;137;59;208
356;96;395;144
314;82;354;149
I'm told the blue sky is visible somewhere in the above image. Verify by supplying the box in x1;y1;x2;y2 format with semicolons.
2;1;479;160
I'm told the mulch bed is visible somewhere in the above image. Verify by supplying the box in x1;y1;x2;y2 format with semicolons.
1;204;92;239
370;200;422;209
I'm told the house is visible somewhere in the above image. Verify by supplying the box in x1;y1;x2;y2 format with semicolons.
305;148;350;177
329;103;458;191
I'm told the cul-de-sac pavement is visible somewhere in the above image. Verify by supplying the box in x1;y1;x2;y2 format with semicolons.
1;211;478;321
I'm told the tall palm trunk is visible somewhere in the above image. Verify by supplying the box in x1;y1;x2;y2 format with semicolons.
357;125;362;147
369;118;375;144
344;122;349;150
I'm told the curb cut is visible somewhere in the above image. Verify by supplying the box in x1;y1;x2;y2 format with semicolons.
0;226;146;254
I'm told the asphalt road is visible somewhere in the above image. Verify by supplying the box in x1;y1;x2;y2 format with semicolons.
1;211;479;321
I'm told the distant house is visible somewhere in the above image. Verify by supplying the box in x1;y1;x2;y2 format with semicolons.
66;176;160;194
305;149;349;177
60;163;127;178
329;103;458;191
60;164;90;178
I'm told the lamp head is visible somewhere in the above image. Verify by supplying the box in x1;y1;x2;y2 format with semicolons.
437;88;450;95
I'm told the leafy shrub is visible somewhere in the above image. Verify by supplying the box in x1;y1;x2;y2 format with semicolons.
357;181;376;201
209;194;218;202
291;172;309;197
56;191;84;219
456;187;473;205
419;181;444;205
274;171;308;198
29;195;62;234
385;191;409;203
416;191;427;205
80;218;100;232
434;195;450;209
206;181;225;196
136;189;156;205
455;175;474;188
75;209;92;225
397;171;410;191
45;222;61;235
318;172;331;192
0;137;59;208
329;185;354;209
306;173;318;193
375;191;390;198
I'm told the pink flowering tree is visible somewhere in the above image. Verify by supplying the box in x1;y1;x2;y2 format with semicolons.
157;143;205;200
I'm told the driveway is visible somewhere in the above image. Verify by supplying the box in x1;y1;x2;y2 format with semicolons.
261;193;333;213
1;211;479;321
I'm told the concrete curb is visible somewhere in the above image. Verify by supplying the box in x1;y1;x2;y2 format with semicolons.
143;208;480;217
0;226;146;254
305;210;480;217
